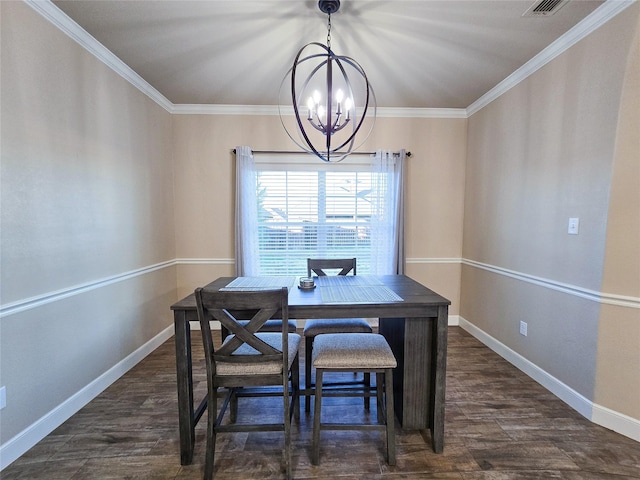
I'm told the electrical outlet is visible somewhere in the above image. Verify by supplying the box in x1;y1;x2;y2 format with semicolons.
519;321;528;336
0;386;6;410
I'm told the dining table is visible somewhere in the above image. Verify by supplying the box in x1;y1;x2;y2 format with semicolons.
170;274;451;465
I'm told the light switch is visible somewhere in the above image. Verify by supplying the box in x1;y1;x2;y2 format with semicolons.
568;217;580;235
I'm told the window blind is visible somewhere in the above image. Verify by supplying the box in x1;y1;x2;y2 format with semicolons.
254;157;384;276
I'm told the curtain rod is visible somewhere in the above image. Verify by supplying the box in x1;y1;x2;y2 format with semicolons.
232;149;411;157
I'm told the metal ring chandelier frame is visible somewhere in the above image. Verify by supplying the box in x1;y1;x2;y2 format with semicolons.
279;0;376;162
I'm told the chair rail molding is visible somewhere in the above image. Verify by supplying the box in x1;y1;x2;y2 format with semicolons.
0;260;176;318
3;257;636;318
407;257;463;264
462;259;640;309
174;258;235;265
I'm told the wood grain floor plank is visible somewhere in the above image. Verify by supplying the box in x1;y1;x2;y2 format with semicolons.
2;327;638;479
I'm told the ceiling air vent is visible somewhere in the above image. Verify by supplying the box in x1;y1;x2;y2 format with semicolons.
523;0;569;16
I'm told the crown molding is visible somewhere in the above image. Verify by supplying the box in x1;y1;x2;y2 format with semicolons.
171;104;283;116
467;0;636;116
373;107;467;119
171;104;467;118
27;0;635;119
25;0;174;113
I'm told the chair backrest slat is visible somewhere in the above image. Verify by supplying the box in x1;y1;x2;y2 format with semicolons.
307;258;357;277
215;306;280;356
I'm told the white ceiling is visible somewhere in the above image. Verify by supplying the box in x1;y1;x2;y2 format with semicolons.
51;0;607;109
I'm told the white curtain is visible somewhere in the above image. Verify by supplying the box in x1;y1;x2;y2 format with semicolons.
369;149;406;275
236;147;406;276
234;146;258;276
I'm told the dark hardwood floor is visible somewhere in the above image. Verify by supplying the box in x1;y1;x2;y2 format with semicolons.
3;327;639;479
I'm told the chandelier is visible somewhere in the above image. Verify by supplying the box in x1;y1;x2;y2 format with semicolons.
279;0;376;162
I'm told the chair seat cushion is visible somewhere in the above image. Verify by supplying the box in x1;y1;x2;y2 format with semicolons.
303;318;372;337
217;333;301;376
238;319;298;332
312;333;397;369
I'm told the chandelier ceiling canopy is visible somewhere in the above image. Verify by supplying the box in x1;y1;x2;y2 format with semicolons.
279;0;376;162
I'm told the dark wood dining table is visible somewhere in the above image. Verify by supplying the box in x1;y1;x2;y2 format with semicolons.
170;274;450;465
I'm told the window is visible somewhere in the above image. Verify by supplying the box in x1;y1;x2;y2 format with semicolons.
257;166;377;275
236;149;405;277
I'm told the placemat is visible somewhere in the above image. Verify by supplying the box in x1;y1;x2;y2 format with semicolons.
314;275;384;287
220;276;297;291
320;284;403;304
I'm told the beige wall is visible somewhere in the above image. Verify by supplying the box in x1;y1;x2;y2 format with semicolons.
1;2;176;446
595;9;640;420
172;114;467;310
1;2;466;456
462;5;640;420
2;0;638;466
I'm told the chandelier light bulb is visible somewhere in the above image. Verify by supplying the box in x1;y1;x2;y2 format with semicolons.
344;97;352;120
306;97;315;120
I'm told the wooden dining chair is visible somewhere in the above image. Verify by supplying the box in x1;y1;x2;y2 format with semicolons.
195;286;301;480
303;258;373;412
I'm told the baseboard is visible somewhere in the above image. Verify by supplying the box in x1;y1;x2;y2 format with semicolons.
0;325;174;471
592;403;640;442
458;317;593;417
457;317;639;443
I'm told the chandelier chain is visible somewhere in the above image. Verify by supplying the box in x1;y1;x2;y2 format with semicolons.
327;13;331;49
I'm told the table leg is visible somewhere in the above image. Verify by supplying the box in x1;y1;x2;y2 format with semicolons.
379;311;447;453
402;317;432;430
431;305;448;453
174;310;195;465
379;317;431;429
